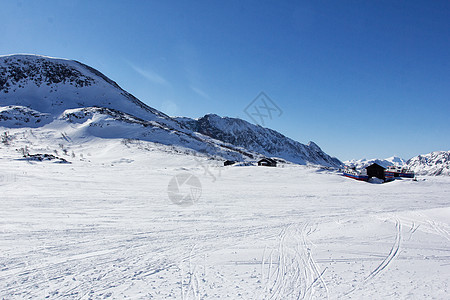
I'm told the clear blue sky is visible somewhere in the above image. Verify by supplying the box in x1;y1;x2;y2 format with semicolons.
1;0;449;160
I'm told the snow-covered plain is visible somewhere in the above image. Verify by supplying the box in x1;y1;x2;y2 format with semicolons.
0;133;449;299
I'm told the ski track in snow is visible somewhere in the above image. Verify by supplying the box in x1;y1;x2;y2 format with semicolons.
342;218;402;297
364;218;402;282
259;223;328;300
344;219;402;296
427;220;450;241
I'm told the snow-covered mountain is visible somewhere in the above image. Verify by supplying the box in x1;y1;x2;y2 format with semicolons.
0;54;340;167
175;114;342;167
0;55;177;126
345;156;407;169
406;151;450;176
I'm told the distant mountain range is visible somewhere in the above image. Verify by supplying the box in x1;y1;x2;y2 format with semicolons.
0;54;341;167
345;152;450;176
344;156;407;169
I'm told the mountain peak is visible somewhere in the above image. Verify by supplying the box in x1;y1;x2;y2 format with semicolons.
0;54;96;92
307;141;321;151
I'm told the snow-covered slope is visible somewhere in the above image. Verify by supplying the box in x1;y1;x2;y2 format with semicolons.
345;156;407;169
176;114;342;167
406;151;450;176
0;54;340;167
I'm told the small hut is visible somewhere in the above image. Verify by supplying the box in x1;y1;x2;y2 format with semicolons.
366;163;386;180
224;160;235;166
258;158;277;167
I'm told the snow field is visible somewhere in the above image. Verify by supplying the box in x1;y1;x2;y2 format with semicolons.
0;137;449;299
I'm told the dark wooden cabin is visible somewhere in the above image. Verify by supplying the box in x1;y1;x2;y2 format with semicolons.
224;160;235;166
258;158;277;167
366;163;386;180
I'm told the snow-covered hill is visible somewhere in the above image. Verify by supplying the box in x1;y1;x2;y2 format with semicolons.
176;114;342;167
406;151;450;176
345;156;407;169
0;54;341;167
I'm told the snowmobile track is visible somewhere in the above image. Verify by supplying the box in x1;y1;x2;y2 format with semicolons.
364;218;402;282
343;218;402;297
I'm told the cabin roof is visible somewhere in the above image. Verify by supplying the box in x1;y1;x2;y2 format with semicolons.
365;163;386;170
258;158;276;163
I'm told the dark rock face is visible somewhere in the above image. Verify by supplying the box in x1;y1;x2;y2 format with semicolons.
0;57;95;93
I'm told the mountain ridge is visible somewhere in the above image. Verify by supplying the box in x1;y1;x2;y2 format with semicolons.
175;114;342;167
